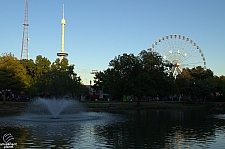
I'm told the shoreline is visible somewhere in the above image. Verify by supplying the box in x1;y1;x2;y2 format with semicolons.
0;101;213;112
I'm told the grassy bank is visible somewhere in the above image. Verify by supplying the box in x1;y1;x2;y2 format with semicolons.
84;101;208;110
0;100;215;112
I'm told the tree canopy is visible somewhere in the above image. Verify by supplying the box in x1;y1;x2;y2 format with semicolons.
93;49;225;104
1;49;225;103
0;53;29;103
28;56;87;98
176;66;224;101
0;53;88;102
93;50;177;105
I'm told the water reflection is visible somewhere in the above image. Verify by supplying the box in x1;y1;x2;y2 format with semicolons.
94;110;225;149
0;110;225;148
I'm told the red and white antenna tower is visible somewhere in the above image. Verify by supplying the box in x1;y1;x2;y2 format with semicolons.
20;0;29;60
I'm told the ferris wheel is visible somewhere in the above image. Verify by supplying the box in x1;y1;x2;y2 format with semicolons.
149;34;206;77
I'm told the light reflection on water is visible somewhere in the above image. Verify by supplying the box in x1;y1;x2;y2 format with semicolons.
0;110;225;148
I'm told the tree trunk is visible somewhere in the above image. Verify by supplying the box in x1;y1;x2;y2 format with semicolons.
136;97;140;107
3;89;6;104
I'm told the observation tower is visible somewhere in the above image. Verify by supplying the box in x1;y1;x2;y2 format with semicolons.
57;4;68;59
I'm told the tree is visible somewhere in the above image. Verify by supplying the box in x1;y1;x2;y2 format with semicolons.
31;69;86;98
207;75;225;101
30;57;86;98
0;53;28;103
51;58;69;72
33;70;75;98
176;66;215;102
93;50;176;106
20;59;37;85
218;76;225;100
94;68;124;100
51;58;76;78
35;55;51;77
137;50;176;97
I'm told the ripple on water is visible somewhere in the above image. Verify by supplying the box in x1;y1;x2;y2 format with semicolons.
213;114;225;120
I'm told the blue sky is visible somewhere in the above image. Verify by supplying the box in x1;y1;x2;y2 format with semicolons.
1;0;225;84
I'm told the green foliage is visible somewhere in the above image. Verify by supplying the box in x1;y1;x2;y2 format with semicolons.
51;58;69;72
31;70;80;98
0;53;29;103
1;50;225;103
176;66;219;101
93;49;225;103
20;59;37;85
29;57;86;98
93;50;177;104
0;52;88;100
0;53;29;90
35;55;51;76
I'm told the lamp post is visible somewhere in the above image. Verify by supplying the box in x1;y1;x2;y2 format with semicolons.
90;80;92;101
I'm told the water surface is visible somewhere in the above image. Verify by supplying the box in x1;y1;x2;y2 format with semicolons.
0;109;224;148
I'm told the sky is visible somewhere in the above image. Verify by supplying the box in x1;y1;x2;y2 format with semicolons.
1;0;225;84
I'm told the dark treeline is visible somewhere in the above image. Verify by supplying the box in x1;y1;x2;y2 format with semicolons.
1;50;225;105
93;50;225;106
0;53;88;103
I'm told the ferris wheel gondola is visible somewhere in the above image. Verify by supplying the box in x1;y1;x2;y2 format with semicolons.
149;34;206;77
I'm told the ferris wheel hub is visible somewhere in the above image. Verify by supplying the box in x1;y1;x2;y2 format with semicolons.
176;63;180;67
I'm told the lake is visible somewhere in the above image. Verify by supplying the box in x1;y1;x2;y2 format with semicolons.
0;109;224;148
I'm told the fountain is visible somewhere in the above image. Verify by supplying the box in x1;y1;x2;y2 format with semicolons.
25;98;85;119
33;98;73;118
0;98;123;148
0;97;106;125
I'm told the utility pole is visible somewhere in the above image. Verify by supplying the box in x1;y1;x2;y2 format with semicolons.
20;0;29;60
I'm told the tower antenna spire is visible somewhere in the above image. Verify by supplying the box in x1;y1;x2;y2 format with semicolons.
20;0;29;60
62;4;64;19
57;4;68;59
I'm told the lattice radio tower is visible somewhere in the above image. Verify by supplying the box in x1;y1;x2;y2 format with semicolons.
20;0;29;60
